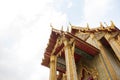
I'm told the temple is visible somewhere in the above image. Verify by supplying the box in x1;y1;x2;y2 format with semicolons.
41;21;120;80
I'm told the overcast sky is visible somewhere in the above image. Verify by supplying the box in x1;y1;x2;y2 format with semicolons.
0;0;120;80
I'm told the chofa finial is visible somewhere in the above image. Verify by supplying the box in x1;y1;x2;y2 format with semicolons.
67;26;69;32
61;26;63;31
100;22;104;29
86;23;89;30
69;22;72;26
110;21;115;29
100;22;103;27
50;23;53;28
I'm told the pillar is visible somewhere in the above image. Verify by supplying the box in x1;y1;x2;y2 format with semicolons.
63;38;78;80
49;55;57;80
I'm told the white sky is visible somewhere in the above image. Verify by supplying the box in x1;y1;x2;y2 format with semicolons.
0;0;120;80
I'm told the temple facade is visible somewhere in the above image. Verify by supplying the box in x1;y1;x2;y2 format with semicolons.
41;21;120;80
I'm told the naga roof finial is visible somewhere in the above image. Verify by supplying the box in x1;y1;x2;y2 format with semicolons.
67;26;69;32
86;23;90;30
110;21;115;29
61;26;63;31
100;22;104;29
69;22;72;27
50;23;53;28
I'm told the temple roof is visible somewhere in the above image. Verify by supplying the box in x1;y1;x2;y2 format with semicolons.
41;21;120;73
71;21;119;34
41;27;100;72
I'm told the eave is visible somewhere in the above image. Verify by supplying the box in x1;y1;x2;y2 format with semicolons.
41;28;100;72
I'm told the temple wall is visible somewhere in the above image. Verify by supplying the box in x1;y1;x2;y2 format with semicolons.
77;55;109;80
76;33;120;80
76;35;109;80
103;44;120;80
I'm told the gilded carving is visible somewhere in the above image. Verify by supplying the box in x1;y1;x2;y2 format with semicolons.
75;32;90;41
80;65;98;80
42;22;120;80
94;32;105;40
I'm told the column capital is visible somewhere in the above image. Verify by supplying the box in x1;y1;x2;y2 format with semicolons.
50;55;57;63
63;37;75;47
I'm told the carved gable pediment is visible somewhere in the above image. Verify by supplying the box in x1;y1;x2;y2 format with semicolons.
94;32;105;40
75;32;90;41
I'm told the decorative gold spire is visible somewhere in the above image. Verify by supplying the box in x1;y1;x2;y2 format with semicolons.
87;23;89;29
110;21;115;29
61;26;63;31
67;26;69;32
50;23;53;28
100;22;104;30
50;23;54;31
69;22;72;27
100;22;103;27
85;23;89;31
